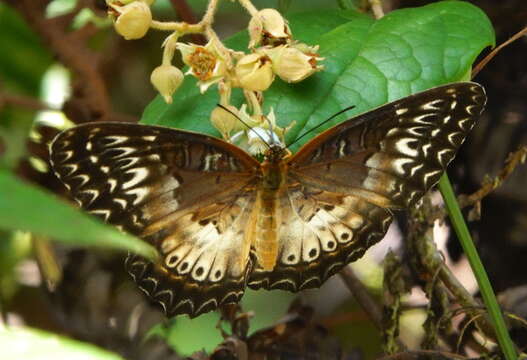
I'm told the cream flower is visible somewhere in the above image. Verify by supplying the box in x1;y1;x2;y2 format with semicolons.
109;1;152;40
248;8;291;48
150;64;184;104
235;53;274;92
263;44;324;83
176;40;228;93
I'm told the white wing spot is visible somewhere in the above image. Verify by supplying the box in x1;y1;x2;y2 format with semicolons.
89;155;98;164
86;142;92;151
123;168;149;190
142;135;156;142
394;137;418;157
422;99;444;110
101;166;109;174
80;189;99;205
62;150;74;161
430;128;441;137
113;198;127;209
103;136;129;147
396;107;408;115
108;178;118;193
72;174;90;187
62;164;78;176
125;187;149;205
422;143;432;158
413;114;436;125
90;209;111;221
450;100;457;110
409;163;424;177
111;147;136;159
391;157;414;176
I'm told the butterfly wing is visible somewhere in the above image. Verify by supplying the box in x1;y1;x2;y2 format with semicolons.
50;122;261;317
248;82;486;291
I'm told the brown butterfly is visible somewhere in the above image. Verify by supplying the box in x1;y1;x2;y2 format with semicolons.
50;82;486;317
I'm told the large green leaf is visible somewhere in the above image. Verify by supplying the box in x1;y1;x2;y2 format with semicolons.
0;326;124;360
0;170;157;259
141;2;494;151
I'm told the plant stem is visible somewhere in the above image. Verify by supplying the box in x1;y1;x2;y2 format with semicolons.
438;174;517;360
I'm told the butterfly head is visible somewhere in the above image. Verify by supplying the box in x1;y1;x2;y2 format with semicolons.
264;143;289;163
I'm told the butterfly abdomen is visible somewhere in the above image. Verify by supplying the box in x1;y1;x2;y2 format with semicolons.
254;159;288;271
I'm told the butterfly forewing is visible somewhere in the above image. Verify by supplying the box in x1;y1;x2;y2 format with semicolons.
50;82;486;317
248;82;486;291
50;123;261;317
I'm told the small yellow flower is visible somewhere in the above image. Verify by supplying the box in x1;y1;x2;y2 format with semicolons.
264;44;324;83
150;64;184;104
109;1;152;40
248;8;291;48
176;41;228;93
235;53;274;92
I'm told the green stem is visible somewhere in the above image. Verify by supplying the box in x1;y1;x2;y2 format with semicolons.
438;174;517;360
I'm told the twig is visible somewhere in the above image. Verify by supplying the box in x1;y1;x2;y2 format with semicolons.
0;93;54;112
338;265;383;329
169;0;206;44
376;349;469;360
459;145;527;207
6;0;111;122
473;25;527;78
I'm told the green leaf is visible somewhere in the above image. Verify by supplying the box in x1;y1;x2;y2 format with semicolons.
141;2;494;152
0;169;157;260
0;326;124;360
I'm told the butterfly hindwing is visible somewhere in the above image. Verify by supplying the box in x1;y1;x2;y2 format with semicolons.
248;185;392;291
50;122;260;317
249;82;486;291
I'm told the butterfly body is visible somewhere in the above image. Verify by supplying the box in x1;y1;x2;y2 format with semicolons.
50;82;486;317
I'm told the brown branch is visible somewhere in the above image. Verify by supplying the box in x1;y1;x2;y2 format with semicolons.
376;349;469;360
338;266;384;329
0;93;54;111
459;145;527;208
170;0;206;45
473;25;527;78
6;0;111;122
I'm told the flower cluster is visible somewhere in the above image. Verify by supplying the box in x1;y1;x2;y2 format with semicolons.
105;0;323;154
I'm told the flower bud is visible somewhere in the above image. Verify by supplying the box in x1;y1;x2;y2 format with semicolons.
235;53;274;92
248;8;291;48
112;1;152;40
210;105;242;137
150;64;184;104
265;44;324;83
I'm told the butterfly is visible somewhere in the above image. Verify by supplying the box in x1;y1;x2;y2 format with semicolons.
49;82;486;317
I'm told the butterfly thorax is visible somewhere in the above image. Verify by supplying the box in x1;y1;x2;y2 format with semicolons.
253;145;290;270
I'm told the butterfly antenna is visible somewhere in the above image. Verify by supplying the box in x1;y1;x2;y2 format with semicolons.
286;105;356;148
217;104;271;149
